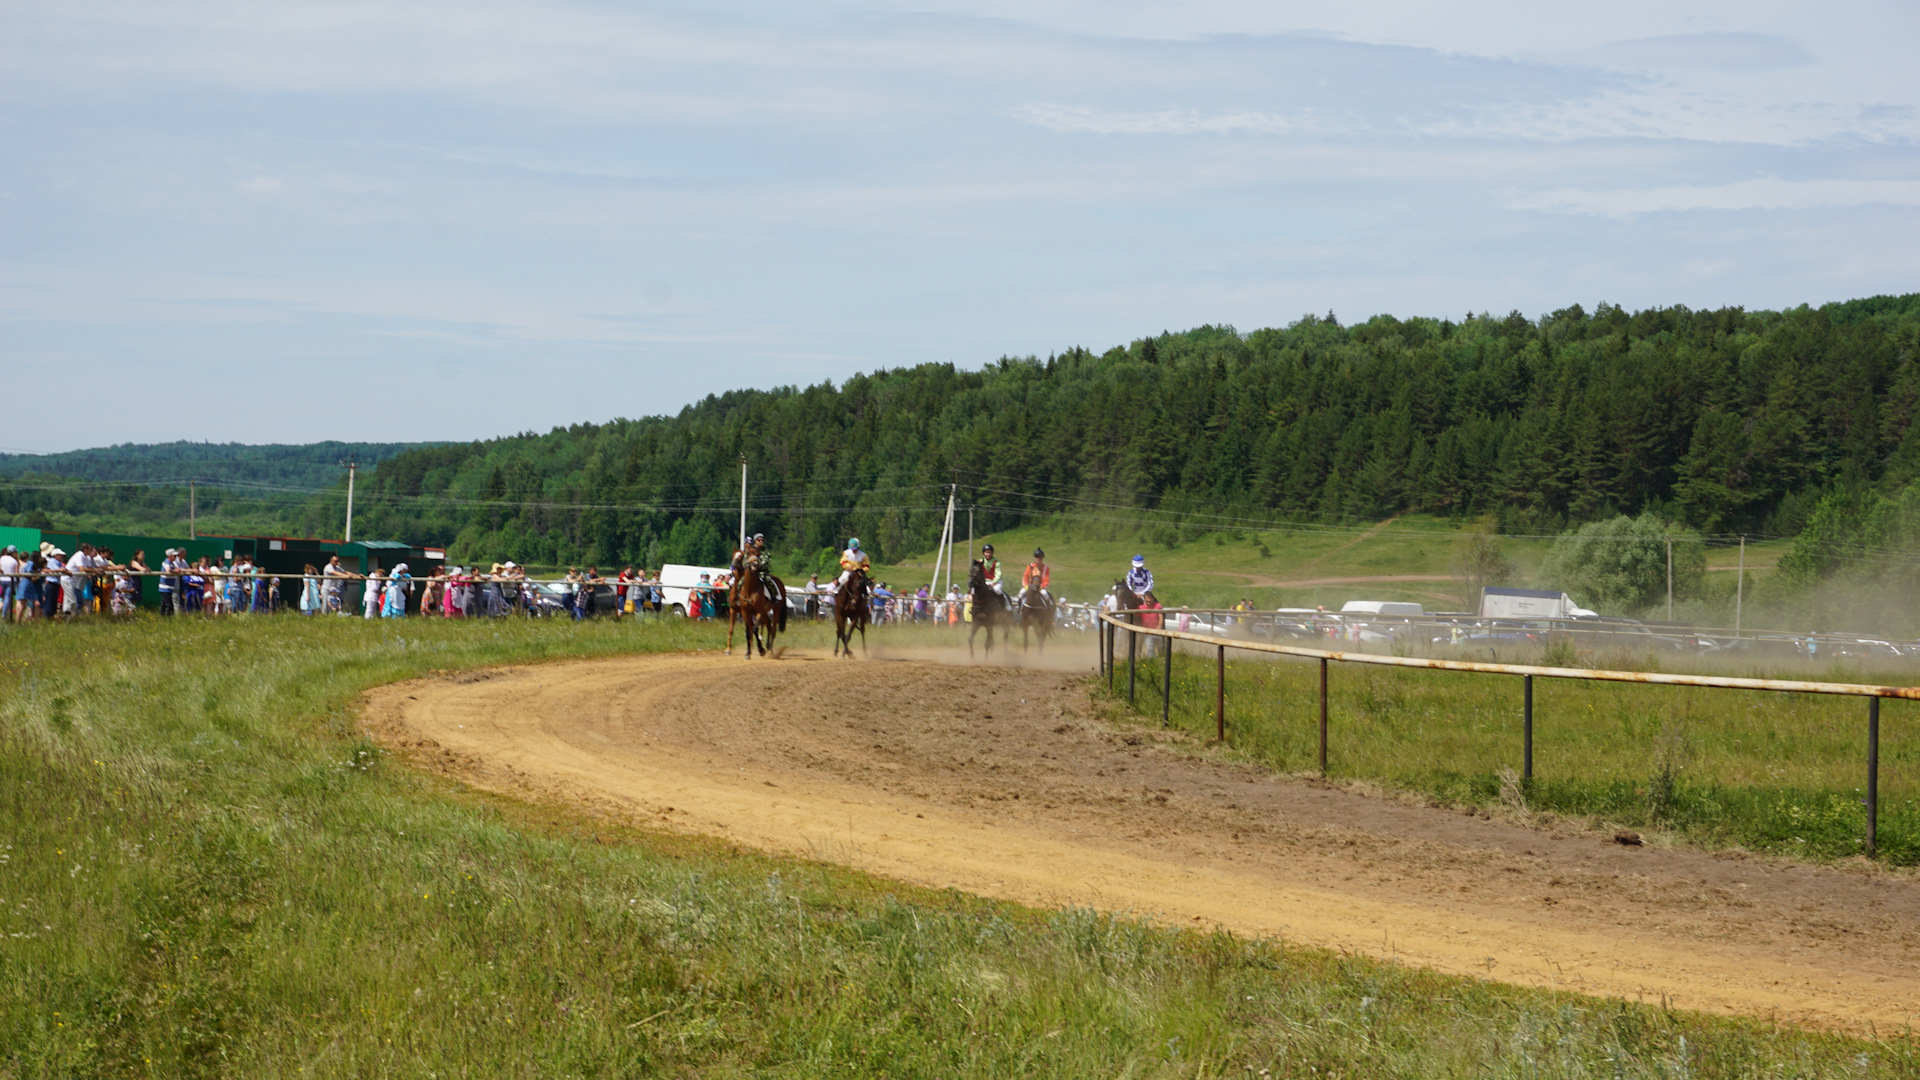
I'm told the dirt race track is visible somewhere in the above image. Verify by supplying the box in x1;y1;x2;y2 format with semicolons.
363;646;1920;1034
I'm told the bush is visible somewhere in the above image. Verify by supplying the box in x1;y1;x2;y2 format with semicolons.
1539;512;1703;616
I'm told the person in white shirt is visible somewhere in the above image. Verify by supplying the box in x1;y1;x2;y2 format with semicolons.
363;566;386;619
61;544;93;616
0;545;17;623
158;549;184;616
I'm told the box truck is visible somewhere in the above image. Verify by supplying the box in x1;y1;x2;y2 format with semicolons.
1479;586;1596;620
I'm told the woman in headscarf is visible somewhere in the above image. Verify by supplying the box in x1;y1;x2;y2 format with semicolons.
384;563;411;617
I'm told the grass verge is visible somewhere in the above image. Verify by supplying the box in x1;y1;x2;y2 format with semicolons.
1;614;1912;1077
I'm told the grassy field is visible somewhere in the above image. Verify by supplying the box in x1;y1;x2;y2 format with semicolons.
875;514;1797;616
2;613;1913;1077
1101;638;1917;865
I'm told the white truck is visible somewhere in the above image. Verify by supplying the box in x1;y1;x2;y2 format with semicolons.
1480;586;1596;620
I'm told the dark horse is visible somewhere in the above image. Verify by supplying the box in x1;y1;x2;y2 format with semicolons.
1018;585;1054;652
968;559;1011;657
833;568;871;658
726;555;787;657
1107;579;1153;657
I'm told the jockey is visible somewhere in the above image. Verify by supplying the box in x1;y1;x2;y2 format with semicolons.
748;532;783;607
1016;547;1051;606
1124;554;1154;596
837;538;870;588
980;543;1004;596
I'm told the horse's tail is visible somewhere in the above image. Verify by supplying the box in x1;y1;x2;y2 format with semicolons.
778;592;789;633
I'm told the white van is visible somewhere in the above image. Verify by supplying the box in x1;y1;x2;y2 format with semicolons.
1340;600;1425;616
657;563;732;616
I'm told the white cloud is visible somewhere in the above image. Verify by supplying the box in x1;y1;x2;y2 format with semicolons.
1511;178;1920;217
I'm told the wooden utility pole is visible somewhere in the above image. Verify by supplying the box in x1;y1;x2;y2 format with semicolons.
342;461;358;542
1735;536;1746;633
1665;536;1673;620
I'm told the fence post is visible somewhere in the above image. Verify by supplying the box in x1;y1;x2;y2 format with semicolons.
1318;656;1329;775
1105;622;1114;692
1868;696;1880;858
1127;626;1137;706
1523;674;1534;783
1215;644;1226;741
1162;636;1173;728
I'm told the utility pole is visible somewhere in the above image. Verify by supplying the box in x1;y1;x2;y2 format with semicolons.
944;484;957;597
1665;535;1673;621
189;478;196;539
931;484;958;598
738;455;748;552
1735;535;1746;634
342;461;357;543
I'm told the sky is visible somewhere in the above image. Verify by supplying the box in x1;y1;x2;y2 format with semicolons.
2;0;1917;452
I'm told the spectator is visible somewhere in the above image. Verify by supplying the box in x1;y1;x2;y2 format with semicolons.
0;545;17;623
114;550;147;615
159;548;184;616
60;543;92;617
363;566;387;619
384;563;411;617
19;552;46;622
42;544;67;619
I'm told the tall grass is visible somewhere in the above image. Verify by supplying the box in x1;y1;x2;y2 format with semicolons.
0;614;1910;1076
1124;640;1916;863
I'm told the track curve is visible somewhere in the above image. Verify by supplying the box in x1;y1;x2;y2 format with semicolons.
363;648;1920;1033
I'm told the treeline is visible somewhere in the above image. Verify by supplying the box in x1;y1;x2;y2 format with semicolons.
0;440;435;489
291;293;1920;571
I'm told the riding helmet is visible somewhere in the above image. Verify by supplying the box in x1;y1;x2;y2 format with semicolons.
849;538;861;549
1033;548;1044;558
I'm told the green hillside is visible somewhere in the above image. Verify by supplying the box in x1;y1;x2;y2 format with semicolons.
0;440;435;488
301;294;1917;610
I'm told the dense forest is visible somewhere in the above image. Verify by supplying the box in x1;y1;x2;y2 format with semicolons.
267;293;1920;573
7;295;1920;594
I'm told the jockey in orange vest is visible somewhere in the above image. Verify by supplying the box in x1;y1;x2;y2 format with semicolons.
1016;547;1051;608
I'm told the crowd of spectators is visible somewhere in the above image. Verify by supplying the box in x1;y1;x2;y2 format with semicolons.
0;542;680;624
1;544;1079;628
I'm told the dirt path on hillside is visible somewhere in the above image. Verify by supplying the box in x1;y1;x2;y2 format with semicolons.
364;648;1920;1034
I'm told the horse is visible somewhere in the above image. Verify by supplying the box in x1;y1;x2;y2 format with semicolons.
833;568;871;658
968;559;1011;658
1018;585;1054;652
1107;579;1153;657
726;556;788;658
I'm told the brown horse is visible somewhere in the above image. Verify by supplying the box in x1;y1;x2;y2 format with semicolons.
1018;586;1054;652
726;556;788;657
968;559;1010;658
833;568;871;658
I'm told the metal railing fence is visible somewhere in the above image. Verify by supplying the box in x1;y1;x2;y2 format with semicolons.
1098;608;1907;858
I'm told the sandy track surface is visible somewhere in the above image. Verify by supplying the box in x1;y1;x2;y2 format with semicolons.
364;648;1920;1033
